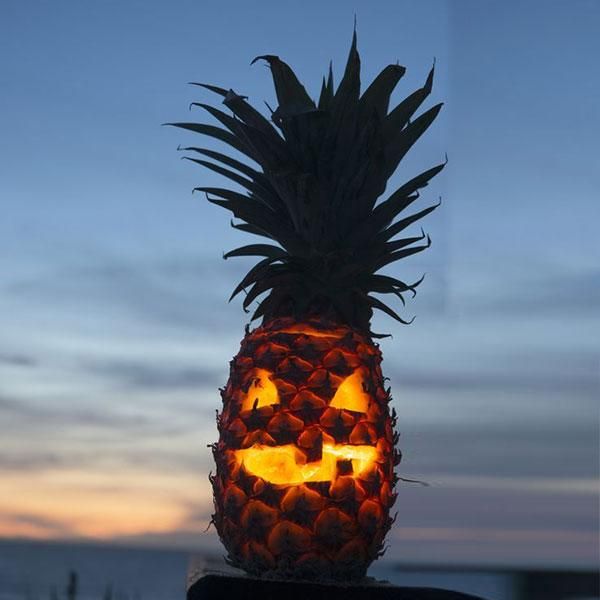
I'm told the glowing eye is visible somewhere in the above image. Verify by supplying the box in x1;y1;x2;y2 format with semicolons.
241;369;279;411
329;369;370;413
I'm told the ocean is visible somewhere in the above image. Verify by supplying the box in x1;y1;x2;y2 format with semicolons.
0;539;521;600
0;541;187;600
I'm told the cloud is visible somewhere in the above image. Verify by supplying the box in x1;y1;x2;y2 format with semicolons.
389;364;598;394
462;267;600;317
0;512;75;537
0;353;37;367
82;358;223;390
0;452;65;472
399;424;600;480
0;442;214;477
0;393;151;430
3;254;249;335
388;482;599;555
11;513;72;533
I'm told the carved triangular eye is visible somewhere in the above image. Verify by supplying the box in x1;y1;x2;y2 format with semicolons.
329;369;370;413
241;369;279;411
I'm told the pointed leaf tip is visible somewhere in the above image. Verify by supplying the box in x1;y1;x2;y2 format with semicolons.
425;63;435;92
224;89;248;102
188;82;229;97
251;54;278;66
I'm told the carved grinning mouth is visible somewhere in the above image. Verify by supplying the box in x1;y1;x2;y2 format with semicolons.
235;443;378;486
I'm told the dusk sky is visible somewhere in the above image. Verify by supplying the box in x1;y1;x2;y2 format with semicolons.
1;0;598;568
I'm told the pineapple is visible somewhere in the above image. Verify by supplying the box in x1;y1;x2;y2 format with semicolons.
171;31;443;581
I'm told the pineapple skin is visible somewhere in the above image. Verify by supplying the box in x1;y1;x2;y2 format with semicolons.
211;317;400;581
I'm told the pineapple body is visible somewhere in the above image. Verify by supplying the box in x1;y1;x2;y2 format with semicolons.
211;317;399;580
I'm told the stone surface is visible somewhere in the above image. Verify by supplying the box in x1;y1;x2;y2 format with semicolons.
187;572;487;600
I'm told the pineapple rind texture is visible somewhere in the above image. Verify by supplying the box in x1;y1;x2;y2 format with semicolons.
211;317;400;581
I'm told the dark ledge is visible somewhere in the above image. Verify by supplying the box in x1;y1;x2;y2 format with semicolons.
187;572;487;600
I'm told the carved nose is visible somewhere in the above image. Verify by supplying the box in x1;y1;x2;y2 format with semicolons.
297;426;324;462
336;458;354;476
303;435;324;463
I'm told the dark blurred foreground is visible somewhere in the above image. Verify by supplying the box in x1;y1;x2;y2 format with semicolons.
187;571;485;600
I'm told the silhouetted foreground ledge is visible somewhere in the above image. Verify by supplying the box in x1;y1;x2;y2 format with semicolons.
187;572;487;600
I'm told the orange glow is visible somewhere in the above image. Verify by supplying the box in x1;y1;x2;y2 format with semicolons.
0;467;208;540
235;443;378;485
241;368;279;410
330;368;370;412
278;326;345;338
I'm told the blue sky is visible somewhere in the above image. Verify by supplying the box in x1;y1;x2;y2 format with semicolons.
0;0;598;567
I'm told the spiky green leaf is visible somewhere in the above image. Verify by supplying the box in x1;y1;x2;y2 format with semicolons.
224;244;287;260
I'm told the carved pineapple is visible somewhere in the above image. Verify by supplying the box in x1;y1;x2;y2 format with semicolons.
171;30;443;580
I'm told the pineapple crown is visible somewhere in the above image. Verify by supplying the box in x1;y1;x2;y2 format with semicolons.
170;30;444;336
